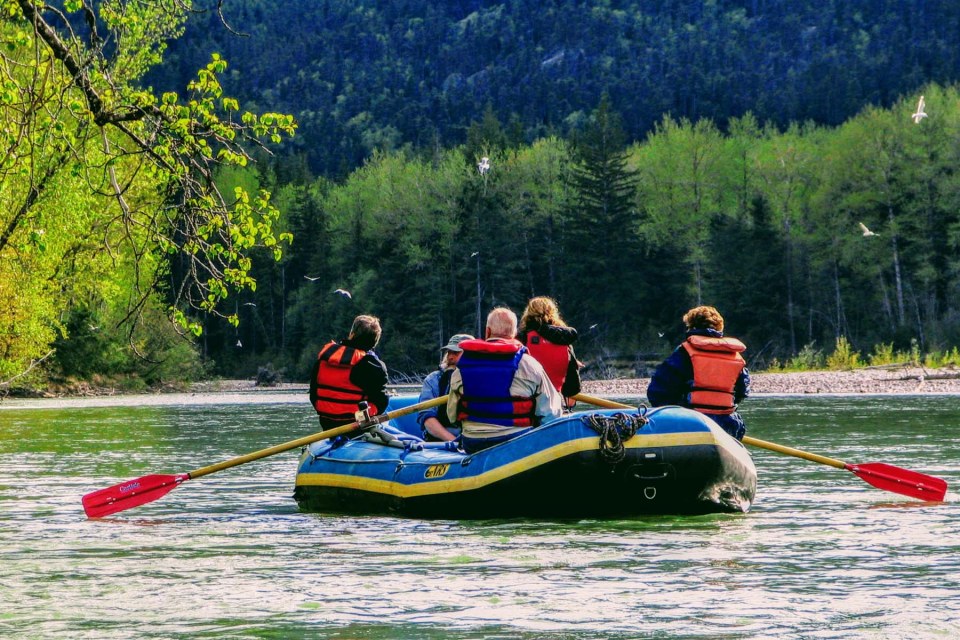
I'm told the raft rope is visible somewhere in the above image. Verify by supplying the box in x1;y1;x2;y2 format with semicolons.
583;411;648;464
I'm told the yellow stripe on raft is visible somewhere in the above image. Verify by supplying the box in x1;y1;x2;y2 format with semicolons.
296;431;719;498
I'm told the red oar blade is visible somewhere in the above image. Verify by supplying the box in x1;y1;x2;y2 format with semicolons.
82;473;190;518
847;463;947;502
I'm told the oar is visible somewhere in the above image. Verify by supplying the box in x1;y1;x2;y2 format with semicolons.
573;393;948;502
82;395;448;518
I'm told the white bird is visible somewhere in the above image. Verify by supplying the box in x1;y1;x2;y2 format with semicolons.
658;331;665;338
243;302;256;307
304;275;321;281
858;222;879;237
470;251;479;258
235;339;242;348
912;95;927;123
477;157;490;176
588;323;599;331
333;288;352;299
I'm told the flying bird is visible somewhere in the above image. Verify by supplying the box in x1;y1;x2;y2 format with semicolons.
243;302;257;307
333;288;352;299
235;339;243;348
477;157;490;176
304;275;321;281
858;222;879;237
912;95;927;123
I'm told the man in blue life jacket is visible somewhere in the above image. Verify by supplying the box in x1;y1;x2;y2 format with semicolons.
646;305;750;440
309;314;389;430
417;332;474;441
446;307;563;453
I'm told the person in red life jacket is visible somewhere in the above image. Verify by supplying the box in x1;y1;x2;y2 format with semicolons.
446;307;563;453
517;296;582;409
646;306;751;440
416;332;474;442
309;314;389;430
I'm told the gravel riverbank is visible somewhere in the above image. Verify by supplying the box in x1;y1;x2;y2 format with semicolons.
198;364;960;396
4;366;958;409
580;365;960;396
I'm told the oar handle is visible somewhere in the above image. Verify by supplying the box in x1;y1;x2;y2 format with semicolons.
188;395;448;479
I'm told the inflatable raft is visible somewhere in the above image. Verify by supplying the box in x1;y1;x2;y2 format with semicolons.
293;397;757;518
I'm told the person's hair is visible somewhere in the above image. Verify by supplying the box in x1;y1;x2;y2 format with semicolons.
348;314;382;350
485;307;518;339
519;296;567;331
683;306;724;332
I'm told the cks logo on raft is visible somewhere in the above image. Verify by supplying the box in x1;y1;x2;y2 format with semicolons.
424;464;450;479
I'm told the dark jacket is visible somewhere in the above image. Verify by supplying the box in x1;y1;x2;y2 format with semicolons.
646;328;750;439
518;323;581;398
309;337;389;430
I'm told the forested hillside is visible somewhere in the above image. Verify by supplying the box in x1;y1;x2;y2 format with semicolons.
205;89;960;383
147;0;960;177
4;1;960;392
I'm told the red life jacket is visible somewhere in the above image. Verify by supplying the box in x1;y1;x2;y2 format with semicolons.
524;330;570;393
681;335;746;415
456;338;537;427
313;341;375;423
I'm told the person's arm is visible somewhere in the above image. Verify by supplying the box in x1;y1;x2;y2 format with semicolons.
351;354;389;414
417;372;456;441
536;368;564;420
735;366;751;403
560;345;581;398
308;357;320;410
646;349;690;407
518;355;563;421
422;416;456;441
416;373;440;427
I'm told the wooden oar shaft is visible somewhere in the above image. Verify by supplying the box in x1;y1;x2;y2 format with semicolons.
189;395;447;480
740;436;846;470
573;393;633;410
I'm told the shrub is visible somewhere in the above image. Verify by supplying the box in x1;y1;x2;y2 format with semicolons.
785;343;825;371
827;336;861;370
868;342;896;366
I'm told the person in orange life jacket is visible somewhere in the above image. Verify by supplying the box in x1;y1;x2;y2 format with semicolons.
309;314;389;431
446;307;563;454
646;306;751;440
517;296;582;408
416;332;474;442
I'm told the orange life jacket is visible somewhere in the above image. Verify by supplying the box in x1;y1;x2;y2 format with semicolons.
524;330;570;393
681;335;746;415
313;341;374;423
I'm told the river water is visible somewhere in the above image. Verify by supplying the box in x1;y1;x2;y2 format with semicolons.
1;393;958;639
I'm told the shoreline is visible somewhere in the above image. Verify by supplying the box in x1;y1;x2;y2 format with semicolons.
3;366;959;410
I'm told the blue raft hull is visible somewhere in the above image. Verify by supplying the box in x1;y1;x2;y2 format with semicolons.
293;398;757;518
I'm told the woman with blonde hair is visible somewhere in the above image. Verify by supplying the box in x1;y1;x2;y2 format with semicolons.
518;296;581;407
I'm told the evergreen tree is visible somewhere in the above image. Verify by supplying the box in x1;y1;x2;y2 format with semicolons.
564;94;641;347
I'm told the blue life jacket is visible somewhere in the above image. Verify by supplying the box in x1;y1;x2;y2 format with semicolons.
456;339;537;427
